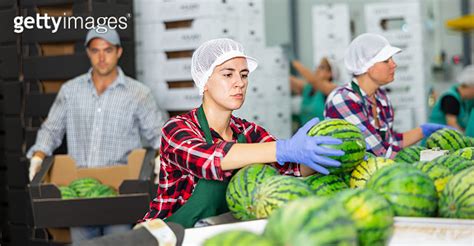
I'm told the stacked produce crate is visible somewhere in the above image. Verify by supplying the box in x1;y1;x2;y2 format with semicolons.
1;0;135;244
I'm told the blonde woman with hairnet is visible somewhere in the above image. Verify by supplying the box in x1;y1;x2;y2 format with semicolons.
429;65;474;132
142;38;345;228
325;33;451;159
290;57;339;124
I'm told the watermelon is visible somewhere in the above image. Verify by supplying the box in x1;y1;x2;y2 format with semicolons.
336;189;394;246
303;174;348;196
426;128;470;151
254;176;312;218
308;119;366;174
340;172;352;186
264;196;357;246
452;147;474;161
413;161;453;193
226;164;279;220
428;155;474;174
394;146;426;163
439;166;474;219
59;186;78;199
69;177;102;197
366;164;438;217
203;230;274;246
350;157;395;189
84;184;117;198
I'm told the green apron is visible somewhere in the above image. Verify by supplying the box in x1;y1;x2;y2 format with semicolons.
351;81;387;142
429;85;471;129
299;84;326;124
465;108;474;137
165;105;246;228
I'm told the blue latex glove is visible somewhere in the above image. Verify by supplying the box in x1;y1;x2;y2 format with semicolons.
276;118;344;174
420;123;455;138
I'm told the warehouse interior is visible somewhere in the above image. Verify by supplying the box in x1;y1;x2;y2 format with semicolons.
0;0;473;245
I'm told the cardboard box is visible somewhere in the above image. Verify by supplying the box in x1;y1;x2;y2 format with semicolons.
29;148;155;228
136;52;192;82
151;82;201;111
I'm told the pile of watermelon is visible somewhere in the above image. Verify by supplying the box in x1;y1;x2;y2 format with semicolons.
59;177;117;199
209;125;474;245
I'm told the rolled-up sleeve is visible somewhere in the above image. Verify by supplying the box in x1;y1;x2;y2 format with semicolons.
26;87;67;158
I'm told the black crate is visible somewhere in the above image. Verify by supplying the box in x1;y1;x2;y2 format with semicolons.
7;188;33;225
21;3;134;44
6;154;30;189
20;0;132;8
2;82;23;115
24;128;68;155
0;46;20;80
4;117;23;152
24;92;56;118
0;0;17;8
0;8;20;44
23;43;135;80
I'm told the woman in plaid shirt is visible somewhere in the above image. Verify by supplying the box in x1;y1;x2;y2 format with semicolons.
325;33;451;159
142;38;345;228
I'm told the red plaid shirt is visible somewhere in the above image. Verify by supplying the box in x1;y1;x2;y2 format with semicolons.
324;80;403;158
142;108;301;221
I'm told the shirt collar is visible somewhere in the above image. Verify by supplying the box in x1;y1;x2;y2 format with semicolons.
191;108;245;141
86;67;126;88
352;78;388;106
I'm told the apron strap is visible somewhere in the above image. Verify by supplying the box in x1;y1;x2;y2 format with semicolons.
197;105;247;144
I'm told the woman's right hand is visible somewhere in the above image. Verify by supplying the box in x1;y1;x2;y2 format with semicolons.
276;118;344;174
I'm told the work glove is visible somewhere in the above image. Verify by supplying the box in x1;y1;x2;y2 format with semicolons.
276;118;344;174
420;123;455;138
29;156;43;181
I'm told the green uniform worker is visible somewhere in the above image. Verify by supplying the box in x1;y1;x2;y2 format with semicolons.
466;108;474;137
429;65;474;132
291;58;339;124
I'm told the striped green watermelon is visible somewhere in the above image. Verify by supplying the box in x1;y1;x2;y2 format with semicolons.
413;161;453;193
308;119;366;174
439;166;474;219
394;146;426;163
254;176;312;218
366;163;438;217
59;186;78;199
226;164;279;220
303;174;348;196
452;147;474;161
428;155;474;174
336;189;394;246
84;184;117;198
203;230;274;246
468;137;474;147
350;157;395;189
426;128;470;151
340;172;352;186
69;177;102;197
264;196;357;246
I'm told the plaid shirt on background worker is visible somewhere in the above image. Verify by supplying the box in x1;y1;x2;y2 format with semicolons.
142;108;302;221
324;80;403;159
27;68;168;167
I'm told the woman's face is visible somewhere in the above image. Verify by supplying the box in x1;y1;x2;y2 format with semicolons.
204;57;250;111
368;57;397;85
315;58;333;81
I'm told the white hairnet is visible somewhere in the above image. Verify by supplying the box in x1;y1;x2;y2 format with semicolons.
191;38;258;95
457;65;474;86
344;33;401;75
